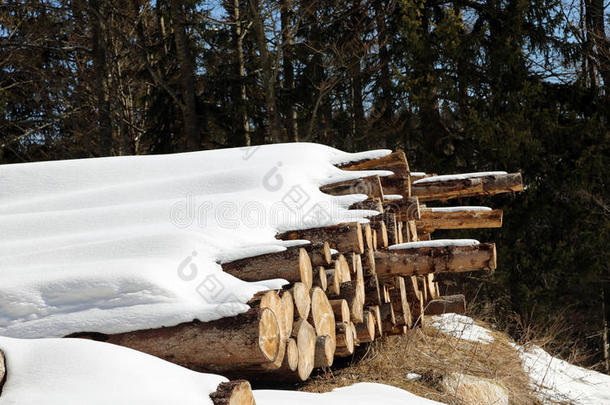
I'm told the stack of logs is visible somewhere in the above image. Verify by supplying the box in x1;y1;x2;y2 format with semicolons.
71;151;523;404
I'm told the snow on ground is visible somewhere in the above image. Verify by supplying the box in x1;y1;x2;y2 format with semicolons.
412;171;507;185
0;143;391;338
0;336;226;405
389;239;480;250
254;382;445;405
516;344;610;405
428;206;492;213
428;313;494;344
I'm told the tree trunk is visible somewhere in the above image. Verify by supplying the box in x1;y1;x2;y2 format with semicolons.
416;208;503;233
412;173;523;202
249;0;282;142
229;0;251;146
89;0;113;156
169;0;201;151
281;0;298;141
277;222;364;254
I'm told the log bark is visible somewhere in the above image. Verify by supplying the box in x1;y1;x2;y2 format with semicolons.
329;299;351;323
314;335;334;368
405;276;425;327
364;275;382;307
370;220;388;248
304;242;332;267
339;151;410;178
277;222;364;254
104;308;280;371
349;197;384;213
222;246;312;288
309;287;336;349
374;243;497;277
380;302;396;332
416;208;503;233
334;322;355;357
329;280;364;323
320;176;383;199
380;177;411;196
210;380;256;405
355;310;376;343
362;248;376;276
383;197;421;221
325;268;341;297
424;294;466;316
373;212;398;245
412;173;523;202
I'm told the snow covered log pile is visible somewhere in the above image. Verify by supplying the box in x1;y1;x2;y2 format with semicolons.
0;143;522;400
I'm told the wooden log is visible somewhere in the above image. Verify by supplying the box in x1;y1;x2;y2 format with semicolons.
362;248;376;276
329;280;364;323
424;294;467;316
367;219;388;250
374;243;497;277
280;291;295;340
337;254;352;281
247;290;286;370
283;337;299;372
363;275;382;307
412;172;523;201
377;212;399;245
418;277;428;303
334;322;355;357
210;380;256;405
390;277;412;328
314;335;334;368
426;274;440;299
405;276;425;327
355;310;376;343
292;319;316;381
290;282;311;321
320;175;384;199
277;222;364;254
407;220;418;242
372;230;378;251
329;299;351;323
350;322;359;346
222;246;312;289
105;308;280;371
313;266;328;291
381;176;411;196
350;197;384;213
325;268;341;297
306;242;332;267
362;224;374;252
397;222;404;244
339;151;410;178
0;348;5;396
380;302;396;332
383;197;421;221
309;287;336;349
416;208;503;233
369;305;383;337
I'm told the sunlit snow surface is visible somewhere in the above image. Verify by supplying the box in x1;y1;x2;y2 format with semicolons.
429;313;494;344
0;143;391;338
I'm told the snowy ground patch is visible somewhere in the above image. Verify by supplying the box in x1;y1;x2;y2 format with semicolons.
428;313;494;344
254;382;445;405
516;344;610;405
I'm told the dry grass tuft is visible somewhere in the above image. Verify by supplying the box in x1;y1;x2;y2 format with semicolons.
300;316;542;405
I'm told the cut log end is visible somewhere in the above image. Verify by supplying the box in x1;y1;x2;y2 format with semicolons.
355;311;376;343
334;322;355;357
258;307;283;363
295;320;316;381
299;248;314;289
310;287;336;349
292;282;312;321
210;380;256;405
314;335;334;368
